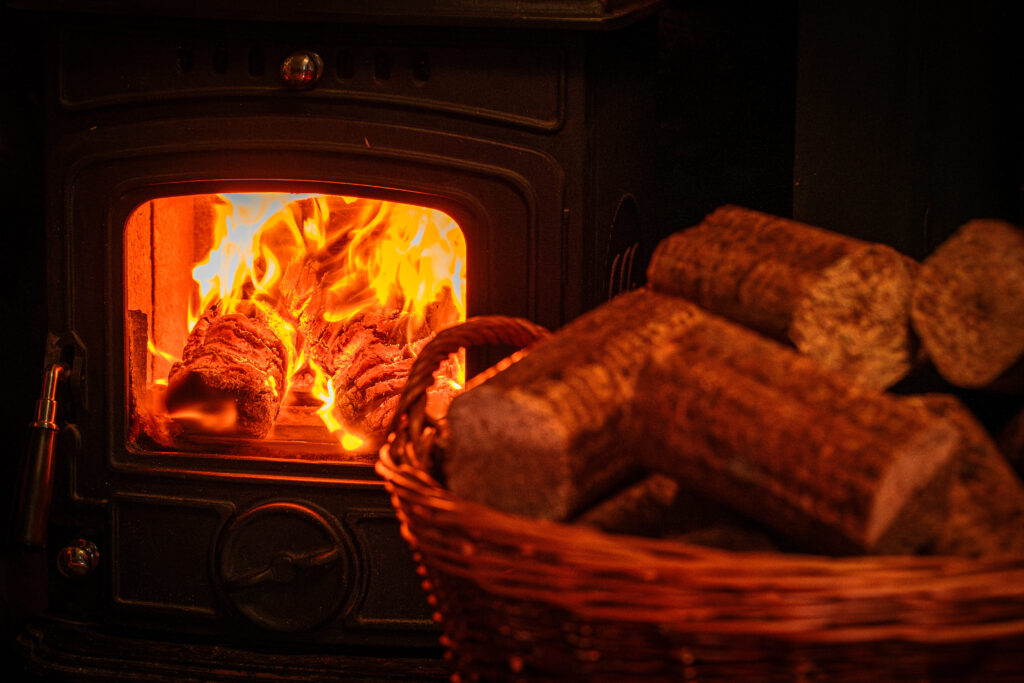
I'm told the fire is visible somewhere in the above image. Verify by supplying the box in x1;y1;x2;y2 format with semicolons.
147;339;178;364
311;361;365;450
152;192;466;451
167;401;239;434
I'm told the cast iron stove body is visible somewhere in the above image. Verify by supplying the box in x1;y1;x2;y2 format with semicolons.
14;1;659;677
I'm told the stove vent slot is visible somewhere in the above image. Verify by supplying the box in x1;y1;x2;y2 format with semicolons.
248;46;266;77
373;51;393;82
412;50;431;83
336;49;354;79
176;43;193;73
212;45;229;74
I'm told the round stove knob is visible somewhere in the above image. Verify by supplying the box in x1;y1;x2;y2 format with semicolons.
281;51;324;89
57;539;99;578
216;501;356;632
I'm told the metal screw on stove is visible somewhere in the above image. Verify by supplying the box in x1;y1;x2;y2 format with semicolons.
281;51;324;89
57;539;100;578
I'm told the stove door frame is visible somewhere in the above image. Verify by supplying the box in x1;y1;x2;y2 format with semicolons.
45;112;566;645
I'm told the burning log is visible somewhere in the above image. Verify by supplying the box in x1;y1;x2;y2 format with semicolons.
646;205;919;390
313;308;459;444
165;303;289;438
329;310;418;439
443;289;958;556
903;394;1024;556
910;219;1024;390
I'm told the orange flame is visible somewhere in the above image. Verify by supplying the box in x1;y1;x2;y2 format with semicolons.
167;400;239;434
181;193;465;450
310;361;366;450
147;339;179;364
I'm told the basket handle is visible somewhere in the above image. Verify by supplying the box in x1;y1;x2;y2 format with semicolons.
387;316;550;474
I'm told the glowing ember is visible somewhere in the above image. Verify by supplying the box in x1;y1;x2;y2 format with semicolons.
145;193;466;452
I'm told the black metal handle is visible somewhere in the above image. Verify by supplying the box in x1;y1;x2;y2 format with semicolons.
13;364;66;548
222;546;341;590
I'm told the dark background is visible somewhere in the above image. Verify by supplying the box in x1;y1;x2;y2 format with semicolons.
0;0;1021;669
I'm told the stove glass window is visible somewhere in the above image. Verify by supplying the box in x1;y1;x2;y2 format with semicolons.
124;193;466;461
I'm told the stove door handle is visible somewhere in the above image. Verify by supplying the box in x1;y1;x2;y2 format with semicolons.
13;363;67;548
223;545;341;590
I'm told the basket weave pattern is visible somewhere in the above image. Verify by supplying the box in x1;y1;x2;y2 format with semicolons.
377;317;1024;681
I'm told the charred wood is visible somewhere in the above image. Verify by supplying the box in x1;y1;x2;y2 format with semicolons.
315;309;458;444
165;303;289;438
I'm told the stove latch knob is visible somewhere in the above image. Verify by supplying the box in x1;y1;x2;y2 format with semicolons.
57;539;99;578
281;51;324;90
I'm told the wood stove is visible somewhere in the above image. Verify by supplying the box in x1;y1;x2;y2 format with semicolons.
9;1;660;677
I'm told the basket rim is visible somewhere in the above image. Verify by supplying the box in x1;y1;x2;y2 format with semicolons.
378;442;1024;644
378;314;1024;647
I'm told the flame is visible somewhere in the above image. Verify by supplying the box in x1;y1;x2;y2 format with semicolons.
310;360;365;450
179;193;465;450
147;339;179;364
189;193;312;332
167;400;239;433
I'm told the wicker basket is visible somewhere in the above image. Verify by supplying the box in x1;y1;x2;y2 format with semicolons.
376;316;1024;681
